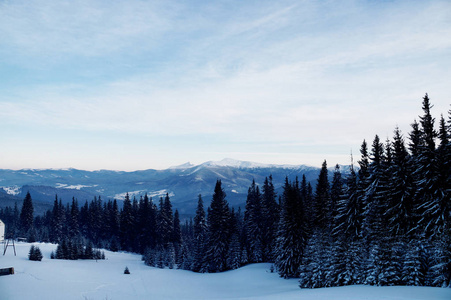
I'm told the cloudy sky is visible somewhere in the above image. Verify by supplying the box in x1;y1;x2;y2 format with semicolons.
1;0;450;171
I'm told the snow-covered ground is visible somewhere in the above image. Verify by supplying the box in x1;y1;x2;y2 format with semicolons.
1;242;450;300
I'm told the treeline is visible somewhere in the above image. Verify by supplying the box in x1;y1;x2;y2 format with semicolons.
276;94;450;288
0;94;449;287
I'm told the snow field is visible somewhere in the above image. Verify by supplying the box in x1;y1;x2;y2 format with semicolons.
1;242;450;300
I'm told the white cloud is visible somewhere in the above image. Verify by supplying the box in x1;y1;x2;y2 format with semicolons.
0;0;179;59
0;0;450;170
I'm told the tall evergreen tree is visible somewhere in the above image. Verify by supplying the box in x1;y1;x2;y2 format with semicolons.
205;180;231;272
261;175;279;261
313;160;331;231
363;135;390;285
304;161;333;288
409;120;422;158
20;191;34;237
108;199;121;250
68;198;79;238
276;177;308;278
157;193;174;247
50;195;65;243
173;209;183;266
330;164;344;232
244;180;264;263
120;193;135;251
192;194;207;272
386;128;415;237
415;94;442;237
139;194;157;252
332;162;363;286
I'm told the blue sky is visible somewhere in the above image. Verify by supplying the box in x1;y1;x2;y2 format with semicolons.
1;0;450;171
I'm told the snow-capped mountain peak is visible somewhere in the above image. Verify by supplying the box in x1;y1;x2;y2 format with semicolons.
200;158;305;170
169;162;195;169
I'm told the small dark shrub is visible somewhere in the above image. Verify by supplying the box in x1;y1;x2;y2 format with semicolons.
28;245;43;261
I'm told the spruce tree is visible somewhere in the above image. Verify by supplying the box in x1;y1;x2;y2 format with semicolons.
415;93;442;237
205;180;231;272
363;135;390;285
330;164;343;233
29;245;43;261
20;191;34;238
120;193;134;251
276;177;308;278
386;127;415;237
244;180;263;263
68;198;80;238
50;195;65;243
109;199;121;251
313;160;331;231
261;175;279;261
307;161;333;288
409;120;422;158
173;209;183;266
138;194;157;252
192;194;207;272
157;194;174;247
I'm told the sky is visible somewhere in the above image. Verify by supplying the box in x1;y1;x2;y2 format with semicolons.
0;0;450;171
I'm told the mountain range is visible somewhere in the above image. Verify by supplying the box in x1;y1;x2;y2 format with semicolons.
0;158;352;216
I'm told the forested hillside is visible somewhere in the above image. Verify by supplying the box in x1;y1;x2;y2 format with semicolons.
1;94;449;288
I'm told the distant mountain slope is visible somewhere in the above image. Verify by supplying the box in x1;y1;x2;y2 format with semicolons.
0;158;352;215
0;188;52;215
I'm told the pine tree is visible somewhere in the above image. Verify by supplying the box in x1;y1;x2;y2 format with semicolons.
120;193;134;251
29;245;43;261
192;195;207;272
205;180;231;272
435;115;451;235
386;128;415;237
50;196;65;243
138;194;157;252
307;161;333;288
157;194;174;247
173;210;183;266
276;177;308;278
261;175;279;261
339;163;362;239
409;120;422;158
363;135;390;285
414;93;442;237
313;160;331;231
105;199;120;251
20;192;34;238
331;161;361;287
330;165;343;234
244;180;264;263
68;198;80;238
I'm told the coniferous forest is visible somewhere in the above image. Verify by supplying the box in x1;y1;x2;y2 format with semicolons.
0;94;450;288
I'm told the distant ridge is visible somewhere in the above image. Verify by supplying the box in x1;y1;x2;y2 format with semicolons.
0;158;352;215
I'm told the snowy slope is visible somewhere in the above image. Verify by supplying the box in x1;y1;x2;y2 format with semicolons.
1;242;450;300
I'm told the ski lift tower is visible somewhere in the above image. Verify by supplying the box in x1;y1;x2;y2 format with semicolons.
1;219;16;256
